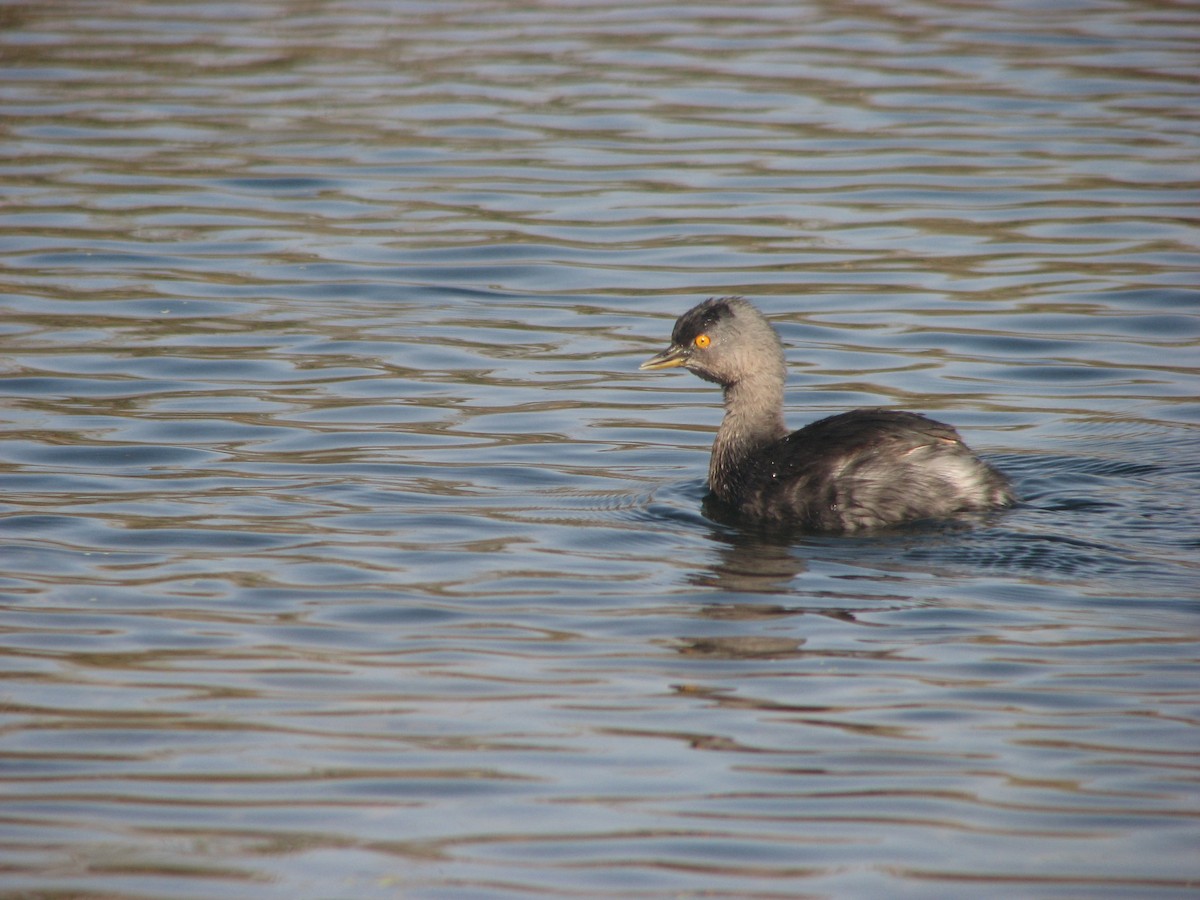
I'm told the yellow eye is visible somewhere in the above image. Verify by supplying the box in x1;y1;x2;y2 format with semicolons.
694;333;711;349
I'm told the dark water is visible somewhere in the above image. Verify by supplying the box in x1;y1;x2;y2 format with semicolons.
2;1;1199;897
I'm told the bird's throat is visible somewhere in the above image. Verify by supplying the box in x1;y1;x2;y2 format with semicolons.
709;377;787;498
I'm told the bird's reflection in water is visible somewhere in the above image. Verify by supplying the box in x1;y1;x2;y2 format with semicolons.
674;522;861;661
675;634;805;660
688;506;809;594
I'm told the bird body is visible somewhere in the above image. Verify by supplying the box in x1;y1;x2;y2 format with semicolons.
641;296;1014;531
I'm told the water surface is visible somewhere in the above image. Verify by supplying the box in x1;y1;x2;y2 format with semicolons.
2;1;1199;897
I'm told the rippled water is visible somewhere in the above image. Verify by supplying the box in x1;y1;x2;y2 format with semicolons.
3;1;1199;897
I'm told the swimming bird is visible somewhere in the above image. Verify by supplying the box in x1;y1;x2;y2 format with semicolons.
640;296;1014;531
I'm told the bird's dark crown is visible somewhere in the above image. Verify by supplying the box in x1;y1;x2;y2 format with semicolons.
671;296;743;346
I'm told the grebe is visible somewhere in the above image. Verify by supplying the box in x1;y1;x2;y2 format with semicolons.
641;296;1014;530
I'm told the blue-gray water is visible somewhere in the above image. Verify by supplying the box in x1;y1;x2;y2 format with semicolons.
2;1;1199;897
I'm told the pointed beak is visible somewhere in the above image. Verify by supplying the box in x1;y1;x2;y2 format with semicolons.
639;344;690;371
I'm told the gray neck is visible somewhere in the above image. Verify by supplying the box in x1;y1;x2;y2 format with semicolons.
709;373;787;497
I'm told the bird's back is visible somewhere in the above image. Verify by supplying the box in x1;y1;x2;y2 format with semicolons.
713;409;1014;531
